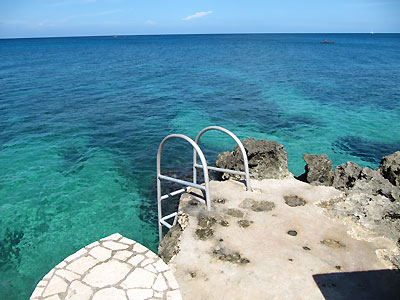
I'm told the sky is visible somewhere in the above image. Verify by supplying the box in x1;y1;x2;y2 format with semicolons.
0;0;399;38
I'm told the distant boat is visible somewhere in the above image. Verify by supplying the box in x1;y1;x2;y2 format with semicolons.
320;40;335;44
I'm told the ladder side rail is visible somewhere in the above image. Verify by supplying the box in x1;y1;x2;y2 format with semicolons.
157;134;211;242
193;126;251;191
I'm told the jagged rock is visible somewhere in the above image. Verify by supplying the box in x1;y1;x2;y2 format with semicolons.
380;151;400;188
333;162;362;190
353;168;400;202
300;154;334;186
216;137;291;180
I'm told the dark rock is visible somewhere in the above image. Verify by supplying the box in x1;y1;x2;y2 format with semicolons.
333;162;362;190
239;198;275;212
226;208;244;218
195;228;214;240
238;219;252;228
380;151;400;188
198;217;217;229
284;195;306;207
219;220;229;227
213;198;226;204
216;137;291;180
158;225;183;264
303;246;311;251
300;154;334;186
320;239;346;248
287;230;297;236
212;248;250;264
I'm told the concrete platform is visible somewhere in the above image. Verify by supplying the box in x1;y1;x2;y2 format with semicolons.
30;233;182;300
159;179;400;300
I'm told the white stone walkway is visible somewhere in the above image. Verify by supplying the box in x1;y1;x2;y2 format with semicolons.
30;233;182;300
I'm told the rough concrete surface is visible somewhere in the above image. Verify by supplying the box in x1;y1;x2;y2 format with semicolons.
160;179;400;300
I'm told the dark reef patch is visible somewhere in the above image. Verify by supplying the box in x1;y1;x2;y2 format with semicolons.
332;136;400;165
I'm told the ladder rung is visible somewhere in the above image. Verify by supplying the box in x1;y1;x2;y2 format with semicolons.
160;220;172;229
160;188;187;201
194;164;246;176
161;212;177;221
158;174;206;191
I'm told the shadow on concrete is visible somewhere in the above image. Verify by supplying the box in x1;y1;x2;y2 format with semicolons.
313;269;400;300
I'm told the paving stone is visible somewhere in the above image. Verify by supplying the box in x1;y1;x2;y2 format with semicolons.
65;281;92;300
100;233;123;241
55;261;67;269
153;260;169;272
37;280;47;287
141;258;155;267
42;275;68;297
153;274;168;291
83;259;131;288
128;254;145;267
120;237;136;245
43;269;55;280
64;248;87;263
133;243;148;253
121;268;156;289
89;246;112;261
126;288;153;300
145;251;159;260
114;250;133;261
92;287;127;300
144;264;157;273
166;290;183;300
85;241;100;249
103;240;129;251
66;256;99;275
30;286;44;298
54;269;80;282
45;295;62;300
164;271;179;290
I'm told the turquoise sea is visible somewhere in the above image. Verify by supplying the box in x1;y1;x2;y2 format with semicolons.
0;33;399;299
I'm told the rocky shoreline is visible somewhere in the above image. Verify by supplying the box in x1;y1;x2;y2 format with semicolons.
216;137;400;268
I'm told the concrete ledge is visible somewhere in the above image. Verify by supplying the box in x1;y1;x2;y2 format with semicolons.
30;233;182;300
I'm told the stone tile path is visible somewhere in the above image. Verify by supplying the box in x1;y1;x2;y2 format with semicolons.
30;233;182;300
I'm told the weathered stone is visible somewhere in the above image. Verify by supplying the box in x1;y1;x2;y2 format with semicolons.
300;154;334;186
284;195;306;207
216;137;291;180
83;260;131;288
164;270;180;290
154;259;169;272
54;269;80;282
92;287;127;300
333;162;362;190
133;243;148;253
219;220;229;227
64;248;88;263
100;233;122;241
213;248;250;265
380;151;400;188
239;198;275;212
166;290;183;300
113;250;133;261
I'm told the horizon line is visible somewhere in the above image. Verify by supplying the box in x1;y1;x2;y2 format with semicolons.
1;32;399;40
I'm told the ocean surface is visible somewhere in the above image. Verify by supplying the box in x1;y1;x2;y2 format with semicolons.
0;33;399;299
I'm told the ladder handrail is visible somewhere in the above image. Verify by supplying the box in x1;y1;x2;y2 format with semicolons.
193;126;251;191
157;134;211;242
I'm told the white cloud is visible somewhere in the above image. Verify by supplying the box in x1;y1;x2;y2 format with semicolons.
145;20;157;25
183;11;213;21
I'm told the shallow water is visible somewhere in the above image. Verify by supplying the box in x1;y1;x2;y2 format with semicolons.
0;33;399;299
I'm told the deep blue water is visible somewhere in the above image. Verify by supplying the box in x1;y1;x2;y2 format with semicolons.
0;33;399;299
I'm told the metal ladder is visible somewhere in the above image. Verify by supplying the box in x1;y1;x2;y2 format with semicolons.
157;126;251;242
